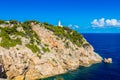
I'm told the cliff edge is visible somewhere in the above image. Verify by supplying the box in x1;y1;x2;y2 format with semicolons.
0;20;102;80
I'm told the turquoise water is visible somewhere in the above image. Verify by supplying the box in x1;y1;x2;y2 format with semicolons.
42;33;120;80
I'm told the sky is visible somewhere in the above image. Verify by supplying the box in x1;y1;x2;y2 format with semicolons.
0;0;120;33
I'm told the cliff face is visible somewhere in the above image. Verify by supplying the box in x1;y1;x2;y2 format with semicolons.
0;20;102;80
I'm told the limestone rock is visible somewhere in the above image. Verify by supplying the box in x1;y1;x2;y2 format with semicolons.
104;58;112;63
0;21;103;80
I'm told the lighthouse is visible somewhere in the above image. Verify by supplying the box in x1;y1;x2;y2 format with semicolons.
58;20;63;27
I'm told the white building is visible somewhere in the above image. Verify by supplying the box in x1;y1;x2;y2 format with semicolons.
58;20;63;27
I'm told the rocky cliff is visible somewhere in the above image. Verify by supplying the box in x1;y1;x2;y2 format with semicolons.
0;20;102;80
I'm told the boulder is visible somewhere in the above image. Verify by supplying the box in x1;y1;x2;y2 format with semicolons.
104;58;112;63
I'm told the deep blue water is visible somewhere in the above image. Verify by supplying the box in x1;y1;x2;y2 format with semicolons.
43;33;120;80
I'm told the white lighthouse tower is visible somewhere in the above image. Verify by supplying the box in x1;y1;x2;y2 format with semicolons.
58;20;63;27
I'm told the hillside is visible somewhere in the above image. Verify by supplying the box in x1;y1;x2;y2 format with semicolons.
0;20;102;80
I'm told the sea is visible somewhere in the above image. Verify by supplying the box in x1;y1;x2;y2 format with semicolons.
43;33;120;80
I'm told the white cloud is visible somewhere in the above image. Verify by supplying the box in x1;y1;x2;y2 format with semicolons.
91;18;120;27
106;19;120;26
91;18;105;27
68;24;72;28
68;24;80;29
74;25;79;28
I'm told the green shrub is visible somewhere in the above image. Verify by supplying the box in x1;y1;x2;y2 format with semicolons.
0;36;22;49
0;20;5;24
37;53;41;59
26;44;40;53
44;44;49;47
21;21;41;44
0;27;22;49
42;47;50;53
23;20;40;24
0;26;26;37
15;38;22;45
65;42;70;48
9;20;18;24
23;61;27;64
16;48;19;50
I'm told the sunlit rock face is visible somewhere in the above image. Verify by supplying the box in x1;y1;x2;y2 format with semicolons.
104;58;112;63
0;20;102;80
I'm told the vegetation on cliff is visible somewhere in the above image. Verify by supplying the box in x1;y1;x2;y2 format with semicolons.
0;20;41;52
42;22;85;47
0;27;22;49
0;20;85;51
